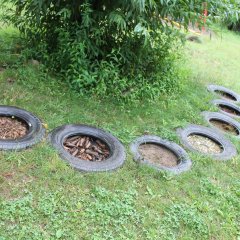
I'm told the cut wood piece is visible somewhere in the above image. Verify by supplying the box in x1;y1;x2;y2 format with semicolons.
63;135;110;162
86;154;92;160
85;149;99;157
79;148;85;153
85;141;91;149
68;136;79;141
71;139;79;145
79;137;85;147
72;149;79;157
96;140;106;148
65;142;76;148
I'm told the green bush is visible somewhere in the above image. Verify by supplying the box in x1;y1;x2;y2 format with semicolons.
210;0;240;31
57;29;184;101
2;0;207;101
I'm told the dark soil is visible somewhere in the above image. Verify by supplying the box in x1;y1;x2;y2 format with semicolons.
0;116;28;139
64;135;110;161
138;144;178;167
210;119;239;136
215;90;237;101
219;104;240;116
187;36;202;43
6;78;15;84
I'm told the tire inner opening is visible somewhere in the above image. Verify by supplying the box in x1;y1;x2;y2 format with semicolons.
218;104;240;116
64;135;110;162
215;90;237;101
0;115;29;140
139;143;179;167
210;118;239;136
187;133;223;154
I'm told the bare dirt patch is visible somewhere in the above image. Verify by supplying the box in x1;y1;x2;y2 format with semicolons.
187;134;223;154
6;78;15;84
210;119;239;136
0;116;28;139
215;90;237;101
64;135;110;161
138;144;178;167
219;104;240;116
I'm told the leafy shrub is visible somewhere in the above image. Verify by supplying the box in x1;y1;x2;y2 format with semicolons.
3;0;208;101
210;0;240;31
61;30;184;101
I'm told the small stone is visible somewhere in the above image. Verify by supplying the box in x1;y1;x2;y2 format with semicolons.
29;59;40;66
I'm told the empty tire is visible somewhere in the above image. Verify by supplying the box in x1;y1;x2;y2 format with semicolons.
0;105;45;150
177;124;237;161
49;124;126;172
130;135;192;174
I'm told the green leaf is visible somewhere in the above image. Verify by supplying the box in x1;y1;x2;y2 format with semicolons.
56;229;63;239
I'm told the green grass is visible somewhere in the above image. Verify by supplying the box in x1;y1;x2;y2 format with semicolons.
0;26;240;239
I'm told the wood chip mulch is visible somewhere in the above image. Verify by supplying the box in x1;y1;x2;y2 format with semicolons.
187;134;223;154
0;116;28;139
63;136;110;161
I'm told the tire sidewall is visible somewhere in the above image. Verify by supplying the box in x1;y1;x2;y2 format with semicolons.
212;99;240;119
207;85;240;103
49;124;126;172
0;106;45;150
177;124;237;160
130;135;192;174
202;111;240;138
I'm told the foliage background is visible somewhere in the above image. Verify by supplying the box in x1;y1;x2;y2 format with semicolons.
1;2;240;240
1;0;212;102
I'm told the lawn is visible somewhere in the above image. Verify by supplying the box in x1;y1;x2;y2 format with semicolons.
0;25;240;239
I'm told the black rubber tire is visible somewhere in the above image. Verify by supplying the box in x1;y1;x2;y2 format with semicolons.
212;99;240;119
202;111;240;138
48;124;126;172
0;105;45;150
177;124;237;161
207;84;240;103
130;135;192;174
